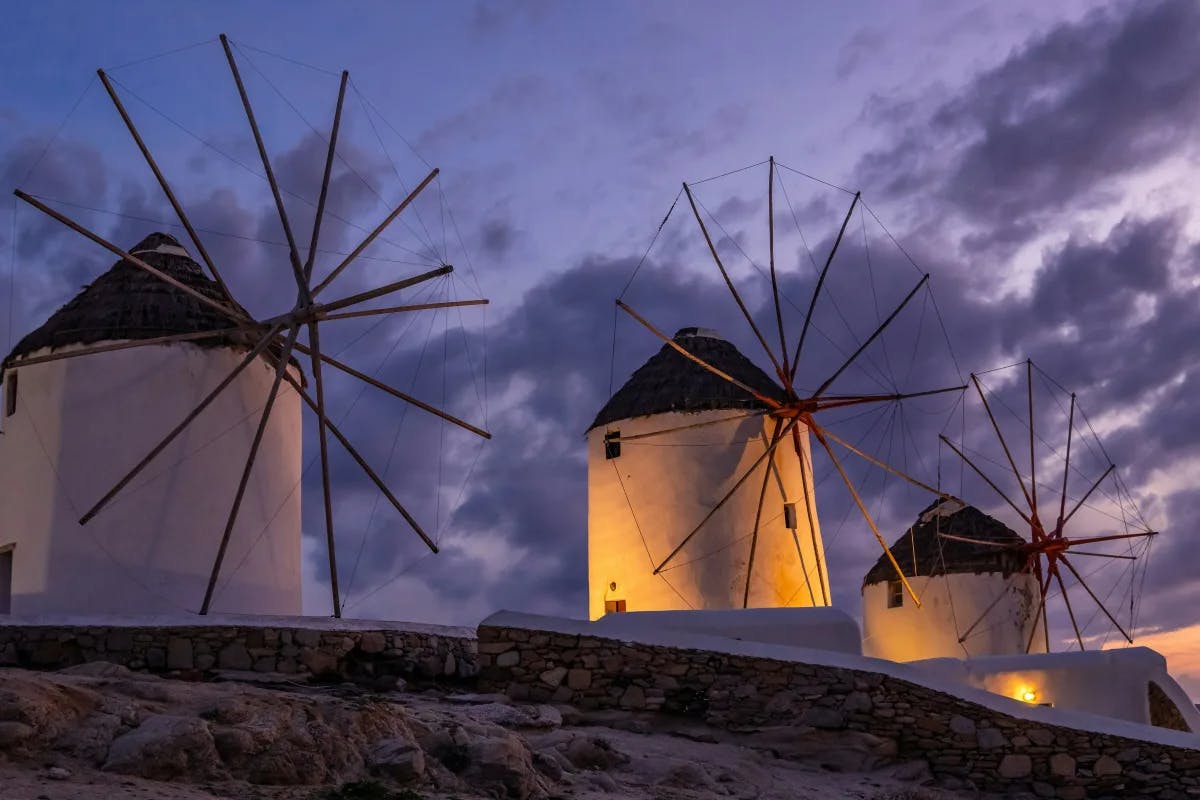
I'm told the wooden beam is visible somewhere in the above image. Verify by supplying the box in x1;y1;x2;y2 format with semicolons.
768;157;790;390
790;423;826;605
1061;463;1116;527
79;322;286;524
14;190;248;324
744;418;783;608
971;373;1036;520
200;324;301;614
97;69;237;304
304;70;349;284
307;319;341;618
1060;553;1133;643
312;167;440;297
220;34;308;298
314;265;453;316
1056;393;1076;532
610;410;766;443
939;434;1034;526
318;298;488;322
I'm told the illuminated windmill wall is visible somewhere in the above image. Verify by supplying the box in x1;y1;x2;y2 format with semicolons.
587;327;829;619
0;233;303;615
861;499;1045;662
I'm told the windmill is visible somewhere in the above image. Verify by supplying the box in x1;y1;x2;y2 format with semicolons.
5;35;490;618
592;157;967;614
936;360;1157;652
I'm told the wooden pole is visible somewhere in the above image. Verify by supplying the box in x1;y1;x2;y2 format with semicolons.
815;422;965;505
1053;566;1085;651
616;300;782;409
767;157;790;389
790;190;860;380
312;167;440;298
1056;530;1157;548
683;182;786;382
810;424;921;606
938;435;1033;525
290;341;490;439
1025;567;1053;654
315;265;453;315
1061;463;1116;527
653;417;800;574
97;70;237;304
1060;554;1134;643
319;298;488;321
743;418;782;608
612;410;765;443
812;384;967;411
79;321;286;524
9;327;250;368
1027;359;1038;520
1056;393;1076;533
970;373;1036;519
282;372;438;552
304;70;349;283
220;35;308;296
958;565;1030;643
200;324;300;614
308;320;341;618
14;190;248;324
812;273;928;398
791;423;827;605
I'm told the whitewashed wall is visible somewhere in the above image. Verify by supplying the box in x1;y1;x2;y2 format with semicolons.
862;571;1045;661
0;342;302;615
587;409;829;620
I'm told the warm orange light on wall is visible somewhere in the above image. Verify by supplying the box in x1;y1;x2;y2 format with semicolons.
1020;688;1038;703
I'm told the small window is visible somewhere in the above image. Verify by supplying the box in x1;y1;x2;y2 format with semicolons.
0;545;12;615
4;371;15;418
886;579;903;609
604;599;627;613
604;430;621;460
783;503;798;529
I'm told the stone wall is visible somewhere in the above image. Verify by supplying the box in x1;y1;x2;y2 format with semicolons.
0;617;477;684
477;619;1200;799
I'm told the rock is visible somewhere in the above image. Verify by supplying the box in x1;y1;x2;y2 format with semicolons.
218;643;252;671
539;667;567;687
998;754;1032;779
368;737;425;783
467;733;541;799
466;703;562;730
619;685;645;709
563;735;628;770
293;629;321;648
843;691;872;713
949;715;976;735
801;707;845;729
977;727;1008;749
359;632;387;654
1050;753;1076;777
0;721;35;748
300;648;338;676
567;668;592;690
496;650;520;667
1093;755;1122;777
58;662;134;679
103;714;222;780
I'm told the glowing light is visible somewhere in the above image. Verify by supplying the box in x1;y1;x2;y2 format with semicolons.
1020;688;1038;703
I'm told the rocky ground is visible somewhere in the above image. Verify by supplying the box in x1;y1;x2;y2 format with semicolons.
0;663;978;799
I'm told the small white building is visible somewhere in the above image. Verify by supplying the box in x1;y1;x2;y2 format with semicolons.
861;498;1045;661
0;233;303;616
587;327;828;620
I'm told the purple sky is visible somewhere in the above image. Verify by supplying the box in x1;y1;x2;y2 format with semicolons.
4;1;1200;692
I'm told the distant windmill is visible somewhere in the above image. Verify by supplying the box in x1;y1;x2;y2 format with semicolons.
591;157;966;615
4;35;490;618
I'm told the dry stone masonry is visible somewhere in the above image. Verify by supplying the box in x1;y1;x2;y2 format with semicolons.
0;618;477;685
477;618;1200;799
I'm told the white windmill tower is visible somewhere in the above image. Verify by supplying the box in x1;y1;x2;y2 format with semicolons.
861;498;1046;662
0;233;304;615
587;326;829;619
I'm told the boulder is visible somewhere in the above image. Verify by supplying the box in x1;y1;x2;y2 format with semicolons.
368;737;426;783
103;714;223;780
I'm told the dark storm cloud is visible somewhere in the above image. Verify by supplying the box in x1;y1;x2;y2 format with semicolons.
478;217;518;260
858;0;1200;231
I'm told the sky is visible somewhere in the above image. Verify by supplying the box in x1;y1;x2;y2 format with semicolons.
3;1;1200;694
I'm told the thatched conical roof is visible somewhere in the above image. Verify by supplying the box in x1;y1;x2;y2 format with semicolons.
862;498;1029;587
589;327;785;431
3;233;256;370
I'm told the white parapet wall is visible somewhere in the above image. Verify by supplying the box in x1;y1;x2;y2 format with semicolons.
910;648;1200;733
0;343;303;616
591;606;862;655
587;409;829;619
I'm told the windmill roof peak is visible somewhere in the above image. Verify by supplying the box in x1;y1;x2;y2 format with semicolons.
589;326;784;431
